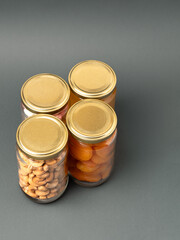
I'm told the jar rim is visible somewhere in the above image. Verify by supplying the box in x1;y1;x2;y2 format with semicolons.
16;114;68;160
68;60;117;99
21;73;70;114
66;99;117;143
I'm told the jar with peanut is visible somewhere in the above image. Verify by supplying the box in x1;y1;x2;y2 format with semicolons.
66;99;117;187
21;73;70;123
68;60;117;109
16;114;68;203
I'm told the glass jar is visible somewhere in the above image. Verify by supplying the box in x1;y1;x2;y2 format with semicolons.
16;114;68;203
21;73;70;122
66;99;117;187
68;60;117;109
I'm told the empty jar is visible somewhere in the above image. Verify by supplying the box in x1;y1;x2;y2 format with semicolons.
21;73;70;122
68;60;117;108
66;99;117;187
16;114;69;203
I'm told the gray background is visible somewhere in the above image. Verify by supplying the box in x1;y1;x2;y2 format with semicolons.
0;0;179;239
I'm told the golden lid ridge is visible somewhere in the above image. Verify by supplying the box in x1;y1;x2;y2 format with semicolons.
68;60;116;99
16;114;68;160
21;73;70;113
66;99;117;143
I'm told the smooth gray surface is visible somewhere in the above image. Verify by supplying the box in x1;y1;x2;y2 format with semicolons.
0;1;179;240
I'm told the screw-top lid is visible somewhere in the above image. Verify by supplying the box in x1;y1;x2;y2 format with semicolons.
68;60;116;99
66;99;117;143
16;114;68;160
21;73;70;114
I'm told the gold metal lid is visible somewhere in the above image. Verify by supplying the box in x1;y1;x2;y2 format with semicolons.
21;73;70;113
16;114;68;160
68;60;117;99
66;99;117;143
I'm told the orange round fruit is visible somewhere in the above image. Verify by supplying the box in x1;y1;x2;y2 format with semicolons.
76;160;99;173
69;136;93;161
69;167;101;183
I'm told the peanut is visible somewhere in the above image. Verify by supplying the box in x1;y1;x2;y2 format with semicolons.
29;160;44;168
38;172;49;179
17;148;67;202
18;169;28;176
35;190;49;196
33;170;45;176
19;179;29;188
28;185;37;191
43;164;49;172
33;177;47;186
45;179;58;189
28;176;39;187
47;193;57;199
27;190;38;198
39;196;47;200
20;166;31;174
45;172;54;182
38;186;48;191
50;188;58;194
19;175;29;183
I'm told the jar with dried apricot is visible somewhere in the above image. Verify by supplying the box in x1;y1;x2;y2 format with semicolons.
16;114;68;203
66;99;117;187
21;73;70;123
68;60;117;108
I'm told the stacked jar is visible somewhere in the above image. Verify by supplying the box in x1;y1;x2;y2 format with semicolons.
16;60;118;202
16;114;68;203
68;60;117;108
66;99;117;187
21;73;70;122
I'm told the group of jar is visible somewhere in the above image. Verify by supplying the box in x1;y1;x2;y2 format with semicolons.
16;60;118;203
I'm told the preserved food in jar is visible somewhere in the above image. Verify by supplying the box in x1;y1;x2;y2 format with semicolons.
68;60;117;108
21;73;70;122
66;99;117;187
16;114;68;203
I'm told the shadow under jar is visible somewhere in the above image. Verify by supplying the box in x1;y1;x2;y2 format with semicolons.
66;99;117;187
16;114;69;203
21;73;70;123
68;60;117;109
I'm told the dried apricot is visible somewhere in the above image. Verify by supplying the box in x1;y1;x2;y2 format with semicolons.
93;151;114;165
92;162;111;175
70;167;101;182
69;140;92;161
91;154;108;164
76;160;99;173
94;142;115;158
101;165;112;179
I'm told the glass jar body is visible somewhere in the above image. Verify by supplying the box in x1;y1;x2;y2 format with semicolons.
21;102;69;123
68;129;117;187
69;88;116;109
17;145;68;203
